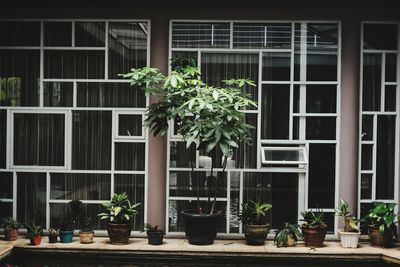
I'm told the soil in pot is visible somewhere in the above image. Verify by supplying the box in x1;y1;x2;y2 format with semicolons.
146;230;165;245
59;230;74;243
301;225;327;247
48;234;58;243
29;235;42;246
181;210;222;245
79;230;94;244
368;226;393;247
4;228;18;241
107;223;132;245
244;224;269;245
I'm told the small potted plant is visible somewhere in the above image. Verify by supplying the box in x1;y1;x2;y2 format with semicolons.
238;199;272;245
48;228;58;243
98;192;141;245
1;217;20;241
300;209;328;247
59;221;74;243
79;217;94;244
335;199;360;248
362;202;399;247
26;223;42;246
144;223;165;245
274;223;302;247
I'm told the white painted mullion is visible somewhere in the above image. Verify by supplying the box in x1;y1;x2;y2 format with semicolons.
229;22;233;49
226;171;231;234
12;172;17;219
395;22;400;209
239;171;243;234
39;21;44;107
372;114;377;200
257;50;262;169
299;23;307;140
289;22;295;140
46;172;50;229
381;52;386;112
105;21;109;80
71;20;75;47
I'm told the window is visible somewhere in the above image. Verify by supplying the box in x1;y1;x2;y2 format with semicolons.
0;20;149;230
168;21;340;235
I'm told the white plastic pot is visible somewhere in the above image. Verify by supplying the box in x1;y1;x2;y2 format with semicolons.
338;229;361;248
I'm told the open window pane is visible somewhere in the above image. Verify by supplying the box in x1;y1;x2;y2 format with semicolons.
75;22;105;47
0;172;13;199
43;82;73;107
261;146;307;165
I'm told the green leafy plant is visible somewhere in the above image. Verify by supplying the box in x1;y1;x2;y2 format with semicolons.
300;209;326;228
69;199;83;229
1;216;20;230
274;223;302;248
48;228;58;236
238;200;272;225
98;192;141;223
26;223;42;239
121;62;257;215
362;202;399;236
143;223;159;232
335;199;359;232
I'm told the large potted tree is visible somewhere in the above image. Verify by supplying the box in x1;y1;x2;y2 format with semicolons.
122;62;256;245
98;192;141;244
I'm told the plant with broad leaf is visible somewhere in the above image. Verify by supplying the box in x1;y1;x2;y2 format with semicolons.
362;202;399;237
335;199;359;232
300;209;326;228
238;200;272;225
121;59;257;215
274;223;302;247
98;192;141;223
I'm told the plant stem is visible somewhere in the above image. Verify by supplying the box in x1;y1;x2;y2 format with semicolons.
210;155;227;214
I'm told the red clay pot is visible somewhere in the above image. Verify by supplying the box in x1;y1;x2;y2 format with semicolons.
368;226;393;247
301;224;327;247
29;235;42;246
4;228;18;241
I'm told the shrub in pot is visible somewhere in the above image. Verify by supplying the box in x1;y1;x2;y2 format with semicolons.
1;217;21;241
238;198;272;245
274;223;302;248
26;224;42;246
122;59;256;245
98;192;140;245
48;228;58;243
59;221;74;243
79;218;94;244
362;202;399;247
300;209;327;247
335;199;360;248
144;223;165;245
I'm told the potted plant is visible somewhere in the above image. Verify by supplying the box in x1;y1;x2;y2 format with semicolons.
238;198;272;245
300;209;328;247
48;228;58;243
1;217;20;241
274;223;302;247
362;202;399;247
79;217;94;244
335;199;360;248
26;224;42;246
144;223;165;245
98;192;141;245
122;60;256;245
59;221;74;243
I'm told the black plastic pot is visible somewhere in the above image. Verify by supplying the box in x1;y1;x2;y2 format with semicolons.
48;234;58;243
181;209;221;245
146;229;165;245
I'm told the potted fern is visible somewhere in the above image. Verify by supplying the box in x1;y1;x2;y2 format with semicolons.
335;199;360;248
274;223;302;247
1;217;20;241
300;209;327;247
121;61;256;245
26;223;42;246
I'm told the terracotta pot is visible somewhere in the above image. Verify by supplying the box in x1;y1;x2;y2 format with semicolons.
244;224;269;246
79;230;94;244
368;226;393;247
338;229;360;248
4;228;18;241
301;224;327;247
107;223;132;245
146;230;165;245
29;235;42;246
181;210;221;245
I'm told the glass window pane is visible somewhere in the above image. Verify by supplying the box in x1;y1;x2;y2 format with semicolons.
50;173;110;200
364;24;398;50
108;22;148;79
118;114;142;137
43;82;73;107
361;174;372;200
261;84;290;139
308;144;335;208
114;174;145;231
360;203;373;234
229;172;240;233
233;23;292;49
0;50;40;106
385;53;397;82
77;82;145;108
171;51;198;72
44;22;72;47
114;142;145;171
262;53;291;81
44;50;105;79
232;113;258;169
0;110;6;168
262;148;305;163
305;24;338;52
0;202;12;219
72;111;111;170
75;22;105;47
306;117;336;140
14;113;65;166
385;85;397;112
376;115;395;199
0;172;13;199
363;54;382;111
306;85;337;113
361;144;373;171
17;172;46;226
243;172;298;229
201;53;258;105
362;115;374;141
170;141;196;168
0;21;40;46
172;22;230;49
306;54;337;81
